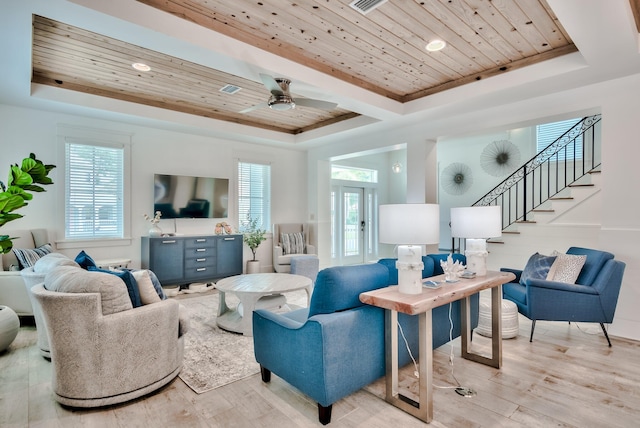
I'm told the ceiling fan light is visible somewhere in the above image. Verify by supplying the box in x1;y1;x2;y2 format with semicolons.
268;94;295;110
132;62;151;71
426;39;446;52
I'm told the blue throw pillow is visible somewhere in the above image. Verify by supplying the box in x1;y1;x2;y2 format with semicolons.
520;252;556;285
75;250;97;270
88;266;142;307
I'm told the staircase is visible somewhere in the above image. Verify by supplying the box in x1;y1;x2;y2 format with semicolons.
469;115;603;270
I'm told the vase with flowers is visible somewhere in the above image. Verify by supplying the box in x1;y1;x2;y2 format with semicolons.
144;211;163;237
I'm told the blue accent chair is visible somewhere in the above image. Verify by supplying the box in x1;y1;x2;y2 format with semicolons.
501;247;625;346
253;254;479;425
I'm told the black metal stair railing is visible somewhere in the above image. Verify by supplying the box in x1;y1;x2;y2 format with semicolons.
472;114;602;231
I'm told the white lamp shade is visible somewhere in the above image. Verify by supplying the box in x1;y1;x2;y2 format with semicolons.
379;204;440;245
450;206;502;238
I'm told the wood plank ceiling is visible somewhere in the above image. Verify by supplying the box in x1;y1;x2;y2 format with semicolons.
31;0;577;135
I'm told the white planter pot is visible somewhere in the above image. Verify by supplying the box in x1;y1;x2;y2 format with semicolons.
0;306;20;352
246;260;260;274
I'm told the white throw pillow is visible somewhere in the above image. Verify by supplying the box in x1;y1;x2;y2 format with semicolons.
33;253;79;273
132;269;162;305
546;251;587;284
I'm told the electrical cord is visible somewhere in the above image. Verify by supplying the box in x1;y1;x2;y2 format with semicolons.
397;302;468;391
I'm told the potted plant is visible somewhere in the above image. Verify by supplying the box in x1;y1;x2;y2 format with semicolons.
241;215;266;274
0;153;55;254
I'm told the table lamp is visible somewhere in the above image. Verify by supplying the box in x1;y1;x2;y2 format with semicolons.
379;204;440;294
450;206;501;276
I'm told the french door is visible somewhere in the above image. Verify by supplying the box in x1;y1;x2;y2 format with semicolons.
331;186;377;265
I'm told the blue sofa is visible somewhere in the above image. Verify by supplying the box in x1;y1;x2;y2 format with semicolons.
253;254;479;424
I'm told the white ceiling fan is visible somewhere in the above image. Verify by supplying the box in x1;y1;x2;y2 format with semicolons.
240;74;338;113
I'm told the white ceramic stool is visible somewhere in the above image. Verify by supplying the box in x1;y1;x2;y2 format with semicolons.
0;305;20;352
475;299;519;339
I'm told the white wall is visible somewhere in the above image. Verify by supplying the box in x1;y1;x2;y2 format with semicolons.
0;105;308;273
307;73;640;341
436;126;536;249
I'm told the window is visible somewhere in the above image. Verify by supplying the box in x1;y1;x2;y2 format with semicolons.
65;142;124;239
238;161;271;231
536;118;583;160
331;165;378;183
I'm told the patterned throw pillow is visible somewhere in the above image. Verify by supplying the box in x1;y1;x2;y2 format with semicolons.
520;252;556;285
281;232;305;255
547;251;587;284
12;243;54;269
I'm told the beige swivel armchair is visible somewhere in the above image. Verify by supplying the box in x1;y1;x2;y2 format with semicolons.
31;266;187;407
272;223;316;273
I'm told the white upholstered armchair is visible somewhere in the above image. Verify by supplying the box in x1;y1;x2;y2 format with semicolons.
0;228;50;316
272;223;316;273
31;266;187;407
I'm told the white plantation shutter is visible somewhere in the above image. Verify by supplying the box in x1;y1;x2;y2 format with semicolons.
238;161;271;231
65;142;124;239
536;118;583;160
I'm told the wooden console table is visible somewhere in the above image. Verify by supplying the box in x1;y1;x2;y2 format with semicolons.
359;270;516;424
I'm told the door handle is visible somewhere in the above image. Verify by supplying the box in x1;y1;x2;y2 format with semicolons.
360;220;365;232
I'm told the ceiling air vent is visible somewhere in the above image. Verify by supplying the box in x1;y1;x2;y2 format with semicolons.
349;0;388;15
219;84;242;95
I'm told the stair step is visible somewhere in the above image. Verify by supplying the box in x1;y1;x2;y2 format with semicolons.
486;239;504;244
588;169;602;174
502;231;520;234
516;220;537;224
549;197;574;200
532;209;554;213
568;183;594;187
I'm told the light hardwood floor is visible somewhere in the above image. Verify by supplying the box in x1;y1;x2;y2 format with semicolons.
2;314;639;427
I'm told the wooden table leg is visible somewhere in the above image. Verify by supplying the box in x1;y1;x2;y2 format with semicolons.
384;310;433;423
461;286;502;368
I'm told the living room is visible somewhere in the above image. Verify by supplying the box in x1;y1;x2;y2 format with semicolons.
2;0;640;426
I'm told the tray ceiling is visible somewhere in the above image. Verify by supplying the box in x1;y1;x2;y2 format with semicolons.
31;0;577;135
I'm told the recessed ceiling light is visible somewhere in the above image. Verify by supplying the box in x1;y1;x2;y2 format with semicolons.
132;62;151;72
426;39;446;52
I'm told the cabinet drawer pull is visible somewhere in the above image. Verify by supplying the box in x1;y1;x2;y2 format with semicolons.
196;248;207;252
196;239;206;242
161;240;176;244
196;267;207;272
224;237;235;241
196;258;206;262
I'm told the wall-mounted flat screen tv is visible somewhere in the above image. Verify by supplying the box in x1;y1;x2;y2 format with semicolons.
153;174;229;219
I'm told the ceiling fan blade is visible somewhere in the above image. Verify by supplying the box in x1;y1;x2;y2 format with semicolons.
259;73;284;96
239;102;269;114
294;98;338;111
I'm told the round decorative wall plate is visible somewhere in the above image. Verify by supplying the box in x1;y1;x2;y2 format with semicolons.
441;162;473;195
480;140;521;177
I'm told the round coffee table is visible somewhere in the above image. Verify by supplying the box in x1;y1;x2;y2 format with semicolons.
216;273;312;336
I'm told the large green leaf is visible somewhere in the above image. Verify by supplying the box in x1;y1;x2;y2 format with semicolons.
0;192;28;212
0;213;23;228
0;235;14;254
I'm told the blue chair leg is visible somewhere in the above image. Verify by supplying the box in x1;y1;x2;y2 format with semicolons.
600;323;612;347
318;404;332;425
529;320;536;342
260;365;271;382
